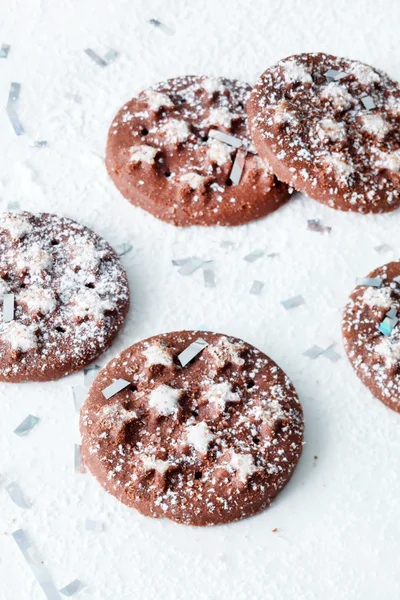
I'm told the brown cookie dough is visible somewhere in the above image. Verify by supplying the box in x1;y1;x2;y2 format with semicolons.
80;331;304;526
342;262;400;412
106;76;290;226
0;212;130;382
247;53;400;214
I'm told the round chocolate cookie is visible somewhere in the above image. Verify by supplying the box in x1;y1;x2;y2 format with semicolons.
0;212;129;382
247;53;400;214
80;331;304;526
106;76;290;226
343;262;400;412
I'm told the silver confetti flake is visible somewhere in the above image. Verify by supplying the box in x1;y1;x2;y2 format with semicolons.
203;268;215;288
84;48;107;67
29;140;48;148
303;345;324;359
321;345;341;362
115;242;133;257
281;295;305;309
0;44;10;58
102;378;131;400
220;241;235;250
12;529;60;600
84;364;101;387
229;149;247;185
307;219;331;234
324;69;346;82
244;249;264;263
6;482;31;509
374;244;392;253
3;293;14;323
72;386;86;411
147;18;175;35
208;129;243;148
177;257;207;276
356;277;383;288
178;338;208;367
361;95;376;110
60;579;84;597
14;414;39;437
74;444;86;474
250;280;264;295
6;82;24;136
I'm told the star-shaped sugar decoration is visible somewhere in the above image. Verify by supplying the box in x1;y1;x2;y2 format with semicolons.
142;343;173;368
186;421;214;454
228;451;257;484
148;384;182;416
205;381;241;413
141;455;172;476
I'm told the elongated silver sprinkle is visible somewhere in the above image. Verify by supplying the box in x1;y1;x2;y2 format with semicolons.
74;444;86;474
147;19;174;35
361;95;376;110
178;257;207;276
322;346;341;362
115;242;133;257
324;69;346;82
84;48;107;67
6;482;31;508
104;49;118;63
0;44;10;58
374;244;392;253
244;249;264;263
102;378;130;399
172;258;191;266
250;280;264;295
84;364;101;387
303;345;324;359
60;580;84;596
14;414;39;436
178;338;208;367
3;293;14;323
307;219;331;233
203;268;215;288
12;529;60;600
229;149;247;185
208;129;243;148
6;82;24;135
85;519;104;532
356;277;382;288
267;252;279;258
29;141;48;148
72;386;85;411
281;295;305;309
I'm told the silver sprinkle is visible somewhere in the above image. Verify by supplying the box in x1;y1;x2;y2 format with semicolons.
356;277;383;288
6;82;24;135
220;241;235;249
0;44;10;58
115;242;133;257
229;149;247;185
178;257;207;276
14;414;39;436
104;49;119;63
74;444;86;474
7;200;20;212
85;519;104;532
361;95;376;110
172;258;191;266
84;364;101;387
303;345;324;359
321;345;341;362
6;482;31;509
203;268;215;288
324;69;346;82
72;386;86;411
178;338;208;367
60;580;84;597
12;529;60;600
102;378;130;399
386;307;398;319
147;19;174;35
29;140;48;148
244;249;264;263
3;293;14;323
84;48;107;67
374;244;392;253
267;252;279;258
281;295;305;309
250;280;264;295
208;129;243;148
307;219;331;233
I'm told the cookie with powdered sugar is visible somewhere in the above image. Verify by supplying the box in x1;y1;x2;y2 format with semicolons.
343;262;400;412
80;331;303;526
0;212;129;382
106;76;290;226
247;53;400;214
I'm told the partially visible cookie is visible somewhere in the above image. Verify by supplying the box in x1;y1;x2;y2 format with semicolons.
80;330;304;526
342;262;400;412
0;212;130;382
106;75;290;226
247;53;400;214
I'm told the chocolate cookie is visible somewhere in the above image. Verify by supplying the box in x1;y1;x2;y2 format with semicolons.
80;331;304;526
247;53;400;214
342;262;400;412
106;76;290;226
0;212;129;382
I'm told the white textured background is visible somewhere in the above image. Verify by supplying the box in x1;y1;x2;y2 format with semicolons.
1;1;400;598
